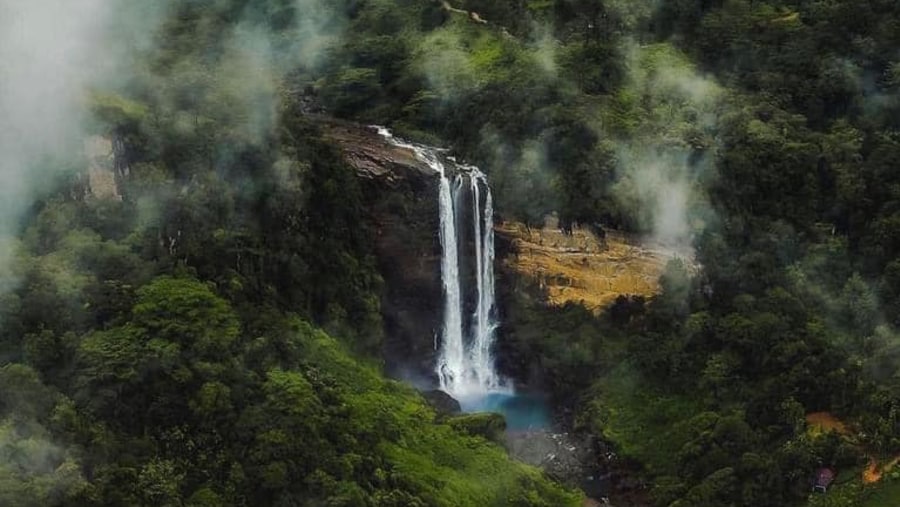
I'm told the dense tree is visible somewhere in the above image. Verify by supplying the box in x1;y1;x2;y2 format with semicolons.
3;0;900;505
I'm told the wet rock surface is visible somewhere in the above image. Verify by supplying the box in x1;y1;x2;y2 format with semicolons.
505;430;599;485
319;117;435;183
505;429;651;507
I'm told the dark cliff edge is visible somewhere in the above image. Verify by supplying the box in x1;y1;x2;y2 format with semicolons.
318;118;444;383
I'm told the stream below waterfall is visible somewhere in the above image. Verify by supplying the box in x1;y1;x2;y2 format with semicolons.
462;392;551;430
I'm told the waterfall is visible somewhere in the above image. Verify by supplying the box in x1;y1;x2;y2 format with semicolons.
469;171;500;391
376;127;510;402
436;167;465;392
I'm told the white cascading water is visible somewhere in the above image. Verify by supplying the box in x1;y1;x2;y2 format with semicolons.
468;170;501;391
376;127;510;402
437;168;466;390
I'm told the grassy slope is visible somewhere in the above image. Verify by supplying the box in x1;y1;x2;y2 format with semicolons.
579;363;704;477
301;326;584;506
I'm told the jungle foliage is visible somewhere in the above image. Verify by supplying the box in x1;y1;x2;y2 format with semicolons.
316;1;900;505
4;0;900;506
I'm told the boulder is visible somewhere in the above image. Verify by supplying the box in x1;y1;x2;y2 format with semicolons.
421;389;462;417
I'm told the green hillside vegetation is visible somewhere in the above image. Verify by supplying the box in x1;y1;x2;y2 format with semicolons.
3;0;900;506
316;1;900;505
0;108;579;506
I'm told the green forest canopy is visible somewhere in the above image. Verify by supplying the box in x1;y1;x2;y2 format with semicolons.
2;0;900;506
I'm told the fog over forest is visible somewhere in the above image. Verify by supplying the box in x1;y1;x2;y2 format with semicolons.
1;1;900;506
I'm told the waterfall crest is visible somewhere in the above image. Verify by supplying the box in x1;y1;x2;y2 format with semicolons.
377;128;511;402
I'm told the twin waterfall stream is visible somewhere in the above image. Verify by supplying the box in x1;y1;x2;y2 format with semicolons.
377;128;512;407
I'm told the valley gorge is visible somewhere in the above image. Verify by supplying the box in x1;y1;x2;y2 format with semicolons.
5;1;900;506
322;119;663;505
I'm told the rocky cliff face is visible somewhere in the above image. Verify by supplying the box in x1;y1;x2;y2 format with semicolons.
320;119;681;388
496;216;676;314
320;119;445;382
81;135;128;201
299;116;690;401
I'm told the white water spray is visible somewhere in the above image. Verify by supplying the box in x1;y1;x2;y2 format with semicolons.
437;167;466;390
376;127;510;401
469;170;501;391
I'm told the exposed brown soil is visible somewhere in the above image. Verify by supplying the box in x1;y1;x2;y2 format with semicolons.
804;412;900;485
806;412;850;436
863;456;900;484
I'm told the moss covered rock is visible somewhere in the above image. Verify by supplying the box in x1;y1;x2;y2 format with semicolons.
447;413;508;444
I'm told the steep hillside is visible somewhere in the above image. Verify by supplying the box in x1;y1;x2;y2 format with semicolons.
4;1;900;507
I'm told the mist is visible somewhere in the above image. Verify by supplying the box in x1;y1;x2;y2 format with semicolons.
610;43;721;254
0;0;347;236
0;0;112;234
0;2;134;496
0;4;294;498
416;27;481;103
